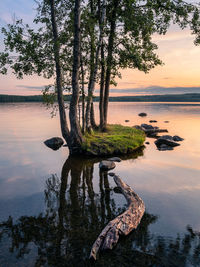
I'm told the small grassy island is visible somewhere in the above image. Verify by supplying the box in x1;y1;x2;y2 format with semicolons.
82;124;145;156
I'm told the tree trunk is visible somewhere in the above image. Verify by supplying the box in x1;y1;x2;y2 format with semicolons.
99;43;105;130
80;54;86;133
86;0;106;132
69;0;83;153
49;0;70;144
90;101;97;129
89;173;145;260
103;0;119;129
85;0;95;131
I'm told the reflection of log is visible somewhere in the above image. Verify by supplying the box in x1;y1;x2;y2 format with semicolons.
89;174;145;260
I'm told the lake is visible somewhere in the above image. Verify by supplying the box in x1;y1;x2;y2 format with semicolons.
0;102;200;266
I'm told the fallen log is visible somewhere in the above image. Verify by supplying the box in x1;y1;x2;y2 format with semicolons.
89;174;145;260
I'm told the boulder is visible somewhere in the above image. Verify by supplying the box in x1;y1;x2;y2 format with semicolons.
107;157;122;162
145;142;150;145
99;161;116;171
149;120;157;123
155;135;180;148
125;120;129;122
138;112;147;117
173;135;184;142
44;137;64;150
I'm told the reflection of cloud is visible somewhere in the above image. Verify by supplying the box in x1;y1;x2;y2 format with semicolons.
17;85;45;90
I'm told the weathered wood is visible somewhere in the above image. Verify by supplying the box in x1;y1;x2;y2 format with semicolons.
89;174;145;260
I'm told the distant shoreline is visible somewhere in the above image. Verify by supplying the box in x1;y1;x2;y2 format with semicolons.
1;93;200;103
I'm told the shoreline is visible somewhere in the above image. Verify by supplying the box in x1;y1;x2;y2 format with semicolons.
1;93;200;103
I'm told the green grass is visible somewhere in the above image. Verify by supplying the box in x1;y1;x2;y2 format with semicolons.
82;124;145;156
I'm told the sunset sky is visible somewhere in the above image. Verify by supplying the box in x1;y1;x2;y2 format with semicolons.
0;0;200;96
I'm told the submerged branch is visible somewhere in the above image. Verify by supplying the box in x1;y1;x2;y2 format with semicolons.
89;174;145;260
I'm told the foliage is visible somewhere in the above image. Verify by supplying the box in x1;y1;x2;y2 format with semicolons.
1;1;199;90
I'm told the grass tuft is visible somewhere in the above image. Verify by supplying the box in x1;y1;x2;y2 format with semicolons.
82;124;145;156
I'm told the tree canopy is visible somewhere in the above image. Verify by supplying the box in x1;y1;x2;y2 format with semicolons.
0;0;200;153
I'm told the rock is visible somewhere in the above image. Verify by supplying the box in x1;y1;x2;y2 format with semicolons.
133;125;143;130
141;124;154;130
164;121;169;123
134;124;168;138
145;128;168;135
107;157;122;162
44;137;64;150
173;135;184;142
158;144;174;151
138;112;147;117
108;172;115;177
99;161;116;171
159;135;174;140
125;120;129;122
145;142;150;145
113;186;123;194
155;135;180;148
147;133;158;138
149;120;157;123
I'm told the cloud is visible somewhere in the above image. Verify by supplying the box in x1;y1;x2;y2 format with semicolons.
104;86;200;95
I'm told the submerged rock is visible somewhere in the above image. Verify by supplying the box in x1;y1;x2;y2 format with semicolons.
107;157;122;162
138;112;147;117
44;137;64;150
159;135;174;140
173;135;184;142
99;161;116;171
158;144;174;151
108;172;115;177
113;186;123;194
164;121;169;123
63;144;68;147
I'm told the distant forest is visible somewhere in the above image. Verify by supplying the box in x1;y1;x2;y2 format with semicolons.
1;93;200;103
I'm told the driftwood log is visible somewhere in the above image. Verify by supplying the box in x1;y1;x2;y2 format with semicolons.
89;174;145;260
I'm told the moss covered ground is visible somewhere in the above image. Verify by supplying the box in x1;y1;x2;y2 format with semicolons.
82;124;145;156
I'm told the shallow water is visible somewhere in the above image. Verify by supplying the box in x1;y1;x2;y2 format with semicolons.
0;102;200;266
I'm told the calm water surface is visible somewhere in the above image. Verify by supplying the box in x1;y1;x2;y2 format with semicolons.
0;102;200;266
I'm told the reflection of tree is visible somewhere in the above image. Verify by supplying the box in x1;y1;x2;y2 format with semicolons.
0;154;200;266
